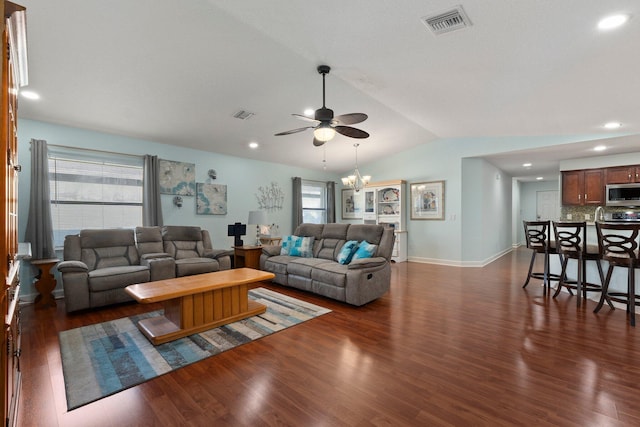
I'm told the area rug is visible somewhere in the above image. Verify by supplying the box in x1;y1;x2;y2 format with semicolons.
59;287;331;411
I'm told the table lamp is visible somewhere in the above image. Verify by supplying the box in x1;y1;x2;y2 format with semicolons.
247;210;267;245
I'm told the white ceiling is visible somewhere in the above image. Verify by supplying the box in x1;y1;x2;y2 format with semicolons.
17;0;640;177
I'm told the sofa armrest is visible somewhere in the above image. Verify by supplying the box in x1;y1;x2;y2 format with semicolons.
140;252;172;261
347;257;387;270
261;245;281;257
204;248;234;259
144;257;176;281
57;260;88;273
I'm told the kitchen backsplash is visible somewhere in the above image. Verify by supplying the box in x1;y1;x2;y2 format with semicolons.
560;205;637;222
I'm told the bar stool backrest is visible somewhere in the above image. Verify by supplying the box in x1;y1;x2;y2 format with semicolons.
553;221;587;256
523;220;550;253
595;222;640;268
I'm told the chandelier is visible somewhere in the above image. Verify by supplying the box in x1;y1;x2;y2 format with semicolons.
341;143;371;192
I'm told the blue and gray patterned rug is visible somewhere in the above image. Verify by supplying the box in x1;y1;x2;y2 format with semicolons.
59;287;331;410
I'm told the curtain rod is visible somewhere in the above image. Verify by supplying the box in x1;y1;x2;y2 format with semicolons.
43;142;144;159
293;177;337;184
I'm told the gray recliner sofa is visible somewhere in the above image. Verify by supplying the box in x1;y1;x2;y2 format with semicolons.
58;226;232;312
137;225;232;277
260;223;395;306
58;229;151;313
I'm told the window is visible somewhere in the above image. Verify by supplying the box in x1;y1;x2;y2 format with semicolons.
301;180;327;224
48;147;144;246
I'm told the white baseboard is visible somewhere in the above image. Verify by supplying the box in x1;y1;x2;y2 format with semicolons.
408;247;513;267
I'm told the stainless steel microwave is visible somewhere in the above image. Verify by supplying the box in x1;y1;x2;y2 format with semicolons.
606;183;640;206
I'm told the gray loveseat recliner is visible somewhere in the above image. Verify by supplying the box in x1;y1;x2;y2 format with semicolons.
58;226;232;312
136;225;232;278
260;223;395;306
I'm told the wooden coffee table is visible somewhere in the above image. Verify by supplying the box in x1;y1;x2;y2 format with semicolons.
125;268;275;345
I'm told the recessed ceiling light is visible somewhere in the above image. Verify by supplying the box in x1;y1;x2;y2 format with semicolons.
594;145;607;152
604;121;622;129
20;90;40;100
248;142;259;149
598;14;629;30
536;177;543;181
304;108;314;117
522;163;532;168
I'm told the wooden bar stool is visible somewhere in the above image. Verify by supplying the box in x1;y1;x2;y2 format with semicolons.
523;220;563;295
552;221;610;308
594;222;640;327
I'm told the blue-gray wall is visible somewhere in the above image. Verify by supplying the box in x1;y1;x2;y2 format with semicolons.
18;119;637;299
18;119;338;300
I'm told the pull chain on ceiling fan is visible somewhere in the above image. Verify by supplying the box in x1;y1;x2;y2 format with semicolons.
275;65;370;147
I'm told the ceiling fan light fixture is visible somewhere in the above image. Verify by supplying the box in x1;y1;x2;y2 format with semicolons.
313;123;336;142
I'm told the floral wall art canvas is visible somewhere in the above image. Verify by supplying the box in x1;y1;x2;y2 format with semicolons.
159;159;196;196
196;183;227;215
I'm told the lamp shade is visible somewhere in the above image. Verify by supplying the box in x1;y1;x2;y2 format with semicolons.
247;210;267;225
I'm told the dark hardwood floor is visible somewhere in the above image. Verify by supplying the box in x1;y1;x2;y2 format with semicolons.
17;248;640;426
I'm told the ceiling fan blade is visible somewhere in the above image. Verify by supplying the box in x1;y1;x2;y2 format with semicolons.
313;137;326;147
292;114;319;123
334;126;369;139
333;113;368;125
274;126;313;136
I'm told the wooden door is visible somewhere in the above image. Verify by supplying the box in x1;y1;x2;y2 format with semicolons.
536;190;559;220
1;3;26;426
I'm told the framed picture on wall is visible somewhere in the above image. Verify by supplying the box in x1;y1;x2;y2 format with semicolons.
410;180;445;220
342;189;363;219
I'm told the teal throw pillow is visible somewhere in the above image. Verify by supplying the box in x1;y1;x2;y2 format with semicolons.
352;240;377;260
336;240;359;265
280;235;293;255
288;236;315;257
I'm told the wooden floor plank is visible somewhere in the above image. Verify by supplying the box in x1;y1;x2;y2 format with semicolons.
16;248;640;426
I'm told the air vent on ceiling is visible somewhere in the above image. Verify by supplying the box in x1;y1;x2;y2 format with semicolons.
421;5;472;35
233;110;255;120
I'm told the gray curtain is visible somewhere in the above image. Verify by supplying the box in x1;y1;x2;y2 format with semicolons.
143;155;164;226
292;177;303;229
326;181;336;223
25;139;56;259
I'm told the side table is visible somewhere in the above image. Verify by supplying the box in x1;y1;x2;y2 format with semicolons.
259;236;282;246
31;258;60;308
233;246;263;270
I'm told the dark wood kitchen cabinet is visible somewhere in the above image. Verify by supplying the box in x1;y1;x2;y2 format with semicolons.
605;165;640;184
561;169;604;206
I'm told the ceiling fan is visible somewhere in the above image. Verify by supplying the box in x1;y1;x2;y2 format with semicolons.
275;65;369;147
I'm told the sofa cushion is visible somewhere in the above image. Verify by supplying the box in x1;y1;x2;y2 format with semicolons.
136;226;164;256
175;258;219;277
352;240;378;260
346;224;384;246
311;262;348;287
287;257;331;278
88;266;150;292
336;240;359;265
264;255;296;275
294;223;325;240
79;229;139;271
162;226;207;258
82;245;139;271
320;223;350;239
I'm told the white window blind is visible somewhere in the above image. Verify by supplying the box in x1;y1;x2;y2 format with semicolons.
48;146;144;246
301;180;327;224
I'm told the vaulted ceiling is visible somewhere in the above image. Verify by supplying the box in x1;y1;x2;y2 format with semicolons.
18;0;640;178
